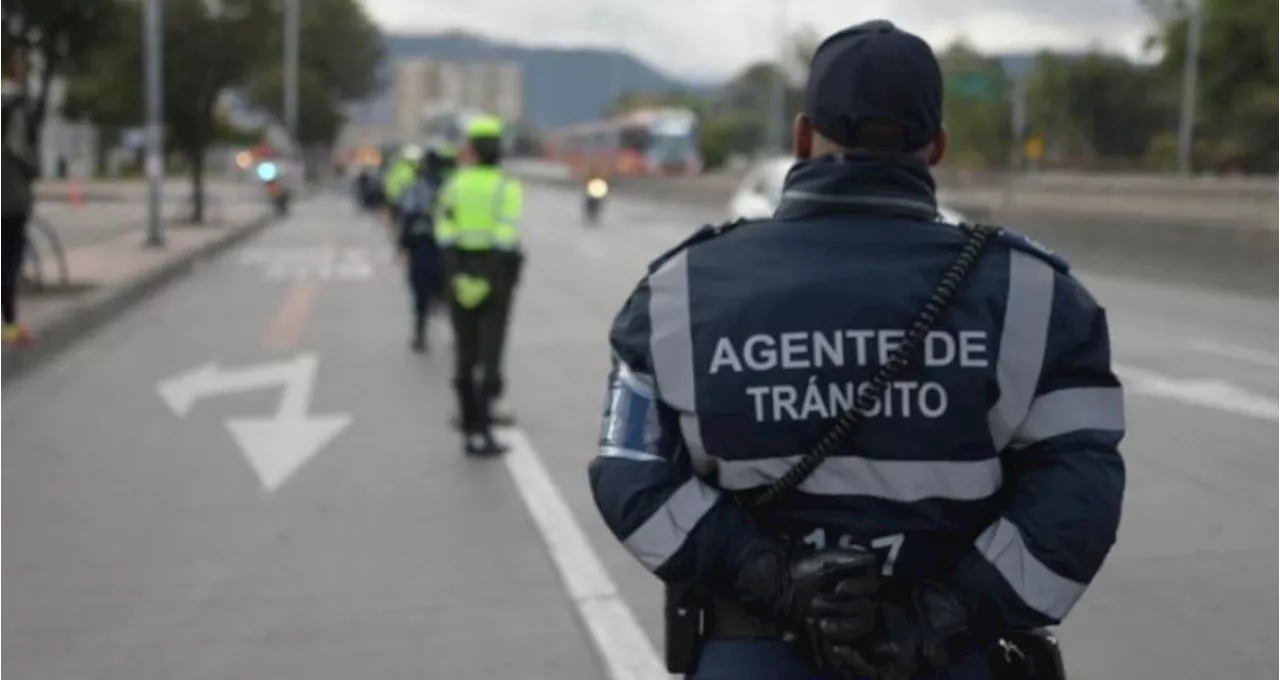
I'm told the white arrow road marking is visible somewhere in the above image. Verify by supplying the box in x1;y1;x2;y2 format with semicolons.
1114;362;1277;422
156;353;352;492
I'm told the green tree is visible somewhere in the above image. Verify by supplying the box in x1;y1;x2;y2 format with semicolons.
163;0;263;222
2;0;122;153
245;65;345;147
938;40;1011;169
1025;51;1175;169
66;0;264;222
60;0;142;129
1025;52;1085;165
699;112;764;170
248;0;384;104
1148;0;1278;172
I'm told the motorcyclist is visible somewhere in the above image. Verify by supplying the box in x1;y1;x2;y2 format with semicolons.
582;173;609;225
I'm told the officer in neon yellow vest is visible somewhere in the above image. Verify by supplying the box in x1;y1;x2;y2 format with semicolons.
382;144;422;225
434;114;523;456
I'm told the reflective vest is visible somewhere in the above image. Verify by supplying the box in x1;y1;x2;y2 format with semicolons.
383;160;417;203
434;166;522;252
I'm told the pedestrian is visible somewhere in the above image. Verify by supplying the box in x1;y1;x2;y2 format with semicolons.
434;114;523;456
2;81;35;347
588;20;1125;680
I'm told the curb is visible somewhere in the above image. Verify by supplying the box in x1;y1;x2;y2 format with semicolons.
2;212;276;386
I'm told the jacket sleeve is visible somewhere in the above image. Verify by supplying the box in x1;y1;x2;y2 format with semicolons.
588;275;766;590
396;186;417;251
949;268;1126;632
493;179;522;251
433;178;458;249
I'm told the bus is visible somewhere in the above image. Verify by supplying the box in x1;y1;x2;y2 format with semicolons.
544;107;702;179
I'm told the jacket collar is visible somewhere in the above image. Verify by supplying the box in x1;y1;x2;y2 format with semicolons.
774;153;939;221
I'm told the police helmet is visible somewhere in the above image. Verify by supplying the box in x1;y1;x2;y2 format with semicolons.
401;144;425;162
465;115;504;139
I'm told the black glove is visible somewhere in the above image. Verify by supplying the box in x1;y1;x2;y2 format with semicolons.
862;581;976;680
730;539;881;674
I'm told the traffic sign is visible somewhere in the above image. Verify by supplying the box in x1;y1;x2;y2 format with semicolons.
948;71;1009;101
1024;135;1044;162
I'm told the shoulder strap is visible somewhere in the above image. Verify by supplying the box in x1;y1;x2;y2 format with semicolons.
740;222;999;508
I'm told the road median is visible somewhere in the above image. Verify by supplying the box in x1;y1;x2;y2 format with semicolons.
511;162;1276;295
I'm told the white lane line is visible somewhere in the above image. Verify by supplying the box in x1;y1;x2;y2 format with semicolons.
1114;362;1278;422
1188;339;1278;368
500;428;669;680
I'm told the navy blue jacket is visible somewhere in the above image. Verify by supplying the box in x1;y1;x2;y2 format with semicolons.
398;176;442;256
588;155;1126;632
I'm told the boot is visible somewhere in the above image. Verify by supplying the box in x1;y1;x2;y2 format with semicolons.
410;308;427;353
484;375;516;426
467;392;509;456
410;331;425;353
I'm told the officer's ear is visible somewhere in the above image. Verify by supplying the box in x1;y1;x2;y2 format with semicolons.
792;113;814;160
925;128;948;166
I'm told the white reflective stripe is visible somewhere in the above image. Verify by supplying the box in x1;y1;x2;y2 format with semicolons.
973;518;1086;621
988;251;1056;450
713;455;1002;502
491;176;509;221
599;445;664;463
648;251;696;411
678;413;715;475
455;232;495;249
622;477;721;570
1011;387;1125;449
617;362;655;399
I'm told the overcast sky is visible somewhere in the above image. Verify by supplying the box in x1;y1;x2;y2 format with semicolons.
361;0;1159;80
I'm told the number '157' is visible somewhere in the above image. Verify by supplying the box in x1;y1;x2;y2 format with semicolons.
801;529;905;576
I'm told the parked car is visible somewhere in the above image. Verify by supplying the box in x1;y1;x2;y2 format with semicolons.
727;156;967;224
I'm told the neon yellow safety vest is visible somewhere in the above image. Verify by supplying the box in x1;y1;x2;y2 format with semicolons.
383;160;417;203
434;167;522;252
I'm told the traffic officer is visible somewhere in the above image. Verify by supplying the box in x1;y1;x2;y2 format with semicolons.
382;144;423;225
588;20;1125;680
397;148;448;353
434;114;524;456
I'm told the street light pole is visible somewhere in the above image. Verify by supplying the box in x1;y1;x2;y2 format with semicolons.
144;0;165;247
283;0;300;147
1176;0;1203;176
766;0;788;155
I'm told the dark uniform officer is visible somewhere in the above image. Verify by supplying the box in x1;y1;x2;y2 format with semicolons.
398;148;447;352
435;115;523;456
588;21;1125;680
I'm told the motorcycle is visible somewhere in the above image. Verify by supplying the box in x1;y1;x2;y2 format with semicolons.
582;177;609;226
257;161;292;217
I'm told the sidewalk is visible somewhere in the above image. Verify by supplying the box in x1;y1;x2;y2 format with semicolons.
3;203;274;384
35;178;252;204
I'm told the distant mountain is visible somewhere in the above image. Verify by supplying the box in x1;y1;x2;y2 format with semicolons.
348;33;1093;131
351;32;698;130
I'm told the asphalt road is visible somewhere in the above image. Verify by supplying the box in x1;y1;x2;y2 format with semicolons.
4;186;1276;680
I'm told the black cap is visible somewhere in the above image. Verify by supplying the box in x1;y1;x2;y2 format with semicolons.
804;20;943;152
